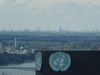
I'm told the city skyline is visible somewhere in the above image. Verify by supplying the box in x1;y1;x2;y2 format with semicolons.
0;0;100;31
0;26;99;32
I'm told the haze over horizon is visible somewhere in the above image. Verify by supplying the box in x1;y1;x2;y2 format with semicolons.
0;0;100;31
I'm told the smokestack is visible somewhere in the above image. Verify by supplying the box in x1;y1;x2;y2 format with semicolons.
15;37;16;48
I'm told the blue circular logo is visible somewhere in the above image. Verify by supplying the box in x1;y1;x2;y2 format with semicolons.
49;52;71;72
35;51;42;71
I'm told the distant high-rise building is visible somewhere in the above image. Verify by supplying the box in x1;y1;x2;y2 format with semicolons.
96;28;97;32
3;28;6;31
37;26;39;31
59;26;62;32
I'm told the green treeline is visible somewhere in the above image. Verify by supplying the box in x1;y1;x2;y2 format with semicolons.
2;41;100;50
1;34;100;42
0;52;34;65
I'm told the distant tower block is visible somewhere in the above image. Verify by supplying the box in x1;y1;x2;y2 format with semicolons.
37;26;39;31
35;50;100;75
59;26;62;32
96;28;97;32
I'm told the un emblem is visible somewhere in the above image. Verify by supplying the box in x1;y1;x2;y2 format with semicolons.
49;52;71;72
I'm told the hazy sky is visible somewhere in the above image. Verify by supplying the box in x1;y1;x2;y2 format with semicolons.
0;0;100;31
